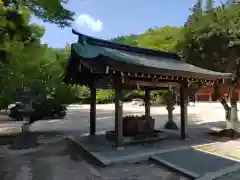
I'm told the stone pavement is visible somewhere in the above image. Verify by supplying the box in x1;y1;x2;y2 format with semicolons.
99;162;189;180
1;102;240;179
1;139;240;180
2;136;238;180
0;137;189;180
0;139;89;180
216;169;240;180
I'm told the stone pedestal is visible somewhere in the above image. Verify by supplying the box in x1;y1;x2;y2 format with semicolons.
164;120;178;130
10;107;38;149
164;106;178;130
10;132;38;149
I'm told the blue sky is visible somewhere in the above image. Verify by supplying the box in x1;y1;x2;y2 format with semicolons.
31;0;225;48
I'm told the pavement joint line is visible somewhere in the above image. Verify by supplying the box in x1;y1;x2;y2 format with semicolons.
196;163;240;180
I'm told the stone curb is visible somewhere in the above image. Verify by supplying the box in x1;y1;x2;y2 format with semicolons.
196;163;240;180
66;135;201;167
150;156;199;179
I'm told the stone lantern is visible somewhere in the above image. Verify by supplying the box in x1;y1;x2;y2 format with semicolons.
18;87;35;131
10;87;37;149
164;87;178;130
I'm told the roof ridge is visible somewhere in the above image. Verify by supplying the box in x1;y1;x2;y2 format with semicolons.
72;29;181;60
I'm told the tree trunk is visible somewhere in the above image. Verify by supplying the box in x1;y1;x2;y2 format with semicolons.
214;84;238;129
230;85;238;130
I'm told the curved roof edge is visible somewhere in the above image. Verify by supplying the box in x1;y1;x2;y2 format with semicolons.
71;29;234;81
72;29;181;60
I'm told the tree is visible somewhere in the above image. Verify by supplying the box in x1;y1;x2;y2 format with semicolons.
205;0;213;10
0;0;74;68
111;35;139;46
0;3;46;107
179;0;240;131
136;26;182;51
2;0;74;27
111;26;182;51
0;2;78;109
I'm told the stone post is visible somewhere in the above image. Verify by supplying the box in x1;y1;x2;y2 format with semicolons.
164;87;178;130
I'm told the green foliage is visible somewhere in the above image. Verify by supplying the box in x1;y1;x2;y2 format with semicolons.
77;86;91;101
179;1;240;74
2;0;74;27
0;2;78;109
110;26;182;52
110;35;139;46
96;89;115;104
137;26;182;51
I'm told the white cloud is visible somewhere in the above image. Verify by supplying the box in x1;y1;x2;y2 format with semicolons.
74;14;103;33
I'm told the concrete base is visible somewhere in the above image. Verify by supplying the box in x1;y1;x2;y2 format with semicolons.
150;147;238;179
66;132;210;167
10;132;38;149
164;121;178;130
105;130;168;145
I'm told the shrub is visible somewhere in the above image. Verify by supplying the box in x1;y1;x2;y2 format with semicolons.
96;89;115;104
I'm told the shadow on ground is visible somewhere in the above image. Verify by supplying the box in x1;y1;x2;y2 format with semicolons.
0;135;94;180
71;107;232;143
0;105;237;180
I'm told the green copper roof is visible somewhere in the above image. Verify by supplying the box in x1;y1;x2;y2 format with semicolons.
72;43;101;59
71;42;232;80
63;30;234;83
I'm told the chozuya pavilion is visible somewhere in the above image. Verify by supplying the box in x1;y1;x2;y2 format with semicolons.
64;29;232;147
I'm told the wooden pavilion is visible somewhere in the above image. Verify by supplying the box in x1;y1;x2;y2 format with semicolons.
64;29;232;147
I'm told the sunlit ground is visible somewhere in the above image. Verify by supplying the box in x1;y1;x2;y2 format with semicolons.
0;102;239;180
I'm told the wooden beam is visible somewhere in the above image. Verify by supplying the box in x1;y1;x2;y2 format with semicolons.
124;79;180;87
115;77;123;146
180;82;188;139
90;79;96;135
145;89;150;117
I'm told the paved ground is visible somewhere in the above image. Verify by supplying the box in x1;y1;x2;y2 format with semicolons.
216;170;240;180
0;102;230;135
0;102;239;180
152;148;238;178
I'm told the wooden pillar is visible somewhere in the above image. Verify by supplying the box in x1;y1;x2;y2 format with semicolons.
209;93;212;102
167;88;173;122
180;82;188;139
238;91;240;102
144;89;150;117
115;78;123;146
90;79;96;136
